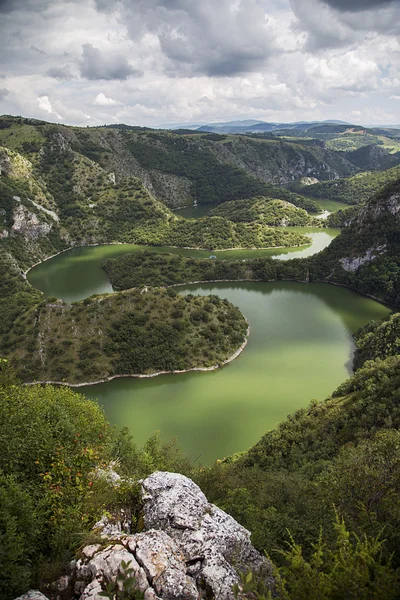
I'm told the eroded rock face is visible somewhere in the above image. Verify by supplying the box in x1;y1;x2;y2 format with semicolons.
0;148;12;176
70;472;273;600
142;472;270;599
11;204;52;240
340;244;387;272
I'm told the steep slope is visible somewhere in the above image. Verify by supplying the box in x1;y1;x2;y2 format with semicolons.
292;163;400;206
0;116;362;212
345;144;400;170
310;179;400;305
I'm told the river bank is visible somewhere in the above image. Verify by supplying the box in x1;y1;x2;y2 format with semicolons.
25;325;250;388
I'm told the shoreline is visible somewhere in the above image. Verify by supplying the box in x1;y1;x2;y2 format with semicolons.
23;241;312;277
25;325;250;388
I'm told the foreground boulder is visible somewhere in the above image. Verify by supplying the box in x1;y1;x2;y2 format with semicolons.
73;471;273;599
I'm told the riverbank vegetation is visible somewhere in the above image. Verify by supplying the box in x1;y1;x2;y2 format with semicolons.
209;196;321;226
103;250;309;289
105;179;400;307
2;287;247;384
292;163;400;206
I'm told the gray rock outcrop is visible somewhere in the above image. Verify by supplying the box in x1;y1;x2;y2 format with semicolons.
72;471;273;600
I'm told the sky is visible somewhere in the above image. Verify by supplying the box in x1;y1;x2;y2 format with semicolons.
0;0;399;127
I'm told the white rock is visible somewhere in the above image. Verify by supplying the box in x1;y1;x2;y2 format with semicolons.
74;472;273;600
79;580;103;600
141;472;270;599
81;544;102;560
135;529;198;599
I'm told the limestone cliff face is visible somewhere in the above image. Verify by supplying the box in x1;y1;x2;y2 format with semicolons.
25;472;273;600
11;203;53;240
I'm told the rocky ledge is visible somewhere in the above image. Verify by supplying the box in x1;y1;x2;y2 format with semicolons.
18;472;273;600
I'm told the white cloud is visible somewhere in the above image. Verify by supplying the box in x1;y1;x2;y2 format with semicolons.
94;92;118;106
37;95;62;119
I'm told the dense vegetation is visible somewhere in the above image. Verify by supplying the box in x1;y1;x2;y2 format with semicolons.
353;313;400;369
0;141;311;252
103;250;309;290
293;164;400;206
1;115;365;213
1;284;247;384
209;196;321;226
104;179;400;308
325;205;359;228
0;361;195;599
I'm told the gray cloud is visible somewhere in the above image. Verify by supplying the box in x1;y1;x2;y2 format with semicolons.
0;0;51;12
79;43;141;80
115;0;274;77
46;65;75;80
0;88;10;100
291;0;400;51
321;0;395;11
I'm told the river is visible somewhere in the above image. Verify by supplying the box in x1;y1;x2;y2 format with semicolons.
27;237;391;463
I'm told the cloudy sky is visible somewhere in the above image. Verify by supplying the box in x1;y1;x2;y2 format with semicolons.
0;0;399;127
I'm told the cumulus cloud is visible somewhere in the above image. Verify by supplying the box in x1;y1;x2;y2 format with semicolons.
113;0;278;77
290;0;400;50
94;92;118;106
80;43;140;80
37;95;62;119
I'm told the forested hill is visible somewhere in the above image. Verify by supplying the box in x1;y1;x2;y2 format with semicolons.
106;177;400;308
292;163;400;206
0;115;360;211
310;178;400;305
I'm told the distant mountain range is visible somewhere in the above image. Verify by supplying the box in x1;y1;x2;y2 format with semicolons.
154;119;400;136
195;120;356;134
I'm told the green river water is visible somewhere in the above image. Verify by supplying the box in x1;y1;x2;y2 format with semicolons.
27;237;391;463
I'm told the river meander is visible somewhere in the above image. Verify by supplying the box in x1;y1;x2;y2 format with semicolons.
27;228;339;303
27;239;391;463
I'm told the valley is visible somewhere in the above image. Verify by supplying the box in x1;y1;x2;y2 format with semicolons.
0;114;399;599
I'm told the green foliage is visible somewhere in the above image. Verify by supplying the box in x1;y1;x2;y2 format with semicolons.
0;474;39;599
125;133;323;210
196;355;400;572
3;287;247;383
273;518;399;600
0;376;116;597
354;313;400;369
104;250;311;291
209;196;321;226
326;205;359;228
99;560;144;600
0;371;195;598
294;164;400;206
